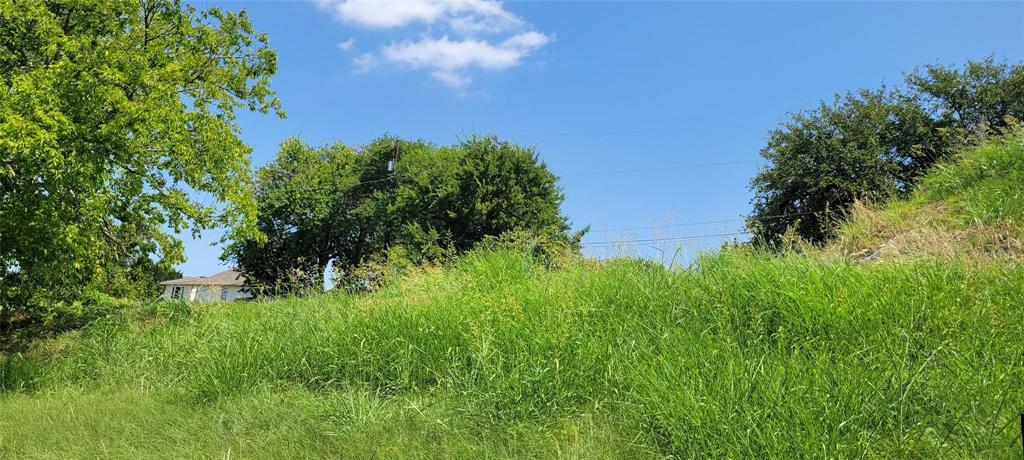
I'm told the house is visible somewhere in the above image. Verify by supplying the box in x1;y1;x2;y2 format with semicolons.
159;269;251;302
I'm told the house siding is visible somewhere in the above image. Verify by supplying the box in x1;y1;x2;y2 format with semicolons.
160;285;250;302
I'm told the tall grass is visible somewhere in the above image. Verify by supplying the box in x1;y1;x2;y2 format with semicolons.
3;135;1022;457
831;134;1024;261
2;249;1022;458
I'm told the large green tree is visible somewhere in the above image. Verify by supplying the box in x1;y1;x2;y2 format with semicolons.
749;59;1021;245
0;0;281;329
749;89;949;245
230;135;576;295
227;138;383;294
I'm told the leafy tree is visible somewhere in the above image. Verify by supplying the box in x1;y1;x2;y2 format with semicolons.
907;57;1024;136
386;136;573;253
228;138;385;295
749;89;950;245
749;59;1021;246
230;135;579;294
0;0;281;330
93;254;183;300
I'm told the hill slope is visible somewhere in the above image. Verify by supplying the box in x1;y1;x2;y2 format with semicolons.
1;135;1023;458
832;133;1024;261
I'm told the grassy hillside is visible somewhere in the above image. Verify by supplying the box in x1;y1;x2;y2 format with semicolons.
2;135;1023;458
831;133;1024;262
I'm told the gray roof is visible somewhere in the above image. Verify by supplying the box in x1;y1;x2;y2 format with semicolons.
159;269;245;287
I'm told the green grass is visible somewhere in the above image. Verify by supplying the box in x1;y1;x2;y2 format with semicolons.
919;134;1024;224
2;135;1023;458
3;251;1023;458
0;385;648;458
832;134;1024;260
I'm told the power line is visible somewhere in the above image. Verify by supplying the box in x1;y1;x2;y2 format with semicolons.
444;123;771;142
512;123;771;138
562;159;759;177
581;210;827;245
272;156;759;192
587;210;820;234
581;231;751;247
258;175;400;193
588;217;744;233
346;176;399;186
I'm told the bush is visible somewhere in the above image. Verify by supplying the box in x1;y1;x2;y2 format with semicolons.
475;228;583;269
1;292;139;351
331;246;426;294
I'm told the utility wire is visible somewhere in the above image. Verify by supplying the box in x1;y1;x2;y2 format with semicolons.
581;231;752;247
281;156;759;191
261;175;401;193
582;211;823;245
259;157;802;245
587;210;820;234
345;176;400;186
498;123;770;139
562;159;759;177
443;123;771;143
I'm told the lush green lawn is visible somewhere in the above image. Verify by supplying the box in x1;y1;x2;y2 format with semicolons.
2;250;1022;458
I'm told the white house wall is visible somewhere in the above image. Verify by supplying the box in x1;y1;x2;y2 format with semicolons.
160;285;251;303
221;287;249;302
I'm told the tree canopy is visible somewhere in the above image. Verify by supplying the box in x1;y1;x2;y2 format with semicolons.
749;58;1022;246
907;58;1024;136
229;135;578;295
0;0;280;329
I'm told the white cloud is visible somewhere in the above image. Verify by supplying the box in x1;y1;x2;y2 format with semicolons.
384;37;520;72
379;32;550;87
337;38;356;51
319;0;444;28
352;52;379;73
432;69;473;88
317;0;551;88
318;0;521;32
501;31;550;50
446;5;523;34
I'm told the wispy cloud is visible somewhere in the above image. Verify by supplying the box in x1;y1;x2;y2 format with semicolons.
318;0;522;32
352;52;379;73
337;38;356;51
316;0;551;88
381;32;550;88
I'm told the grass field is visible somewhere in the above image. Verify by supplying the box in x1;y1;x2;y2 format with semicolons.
2;135;1023;458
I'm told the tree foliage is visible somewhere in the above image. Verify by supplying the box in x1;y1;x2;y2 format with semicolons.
749;59;1022;245
907;57;1024;136
230;135;579;295
0;0;280;330
749;89;950;244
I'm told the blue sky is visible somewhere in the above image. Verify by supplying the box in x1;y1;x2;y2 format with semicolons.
179;0;1024;275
